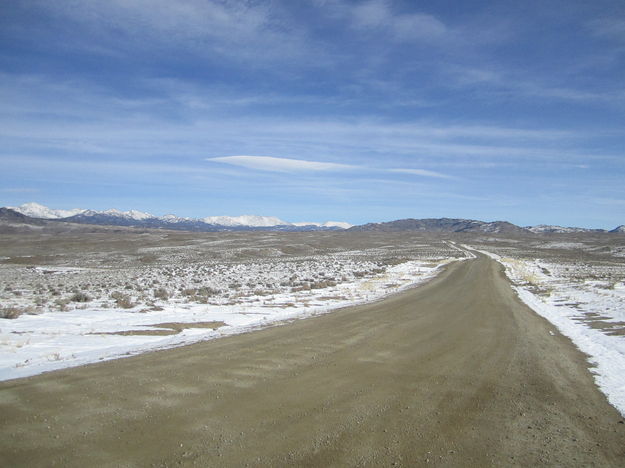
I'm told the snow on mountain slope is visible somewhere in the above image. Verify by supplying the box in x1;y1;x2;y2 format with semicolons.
527;224;600;233
293;221;353;228
293;221;320;227
100;209;155;220
160;214;191;223
322;221;353;229
202;215;290;227
10;202;86;219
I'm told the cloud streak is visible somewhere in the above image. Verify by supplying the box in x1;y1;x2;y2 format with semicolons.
388;168;455;179
207;156;354;173
207;156;456;180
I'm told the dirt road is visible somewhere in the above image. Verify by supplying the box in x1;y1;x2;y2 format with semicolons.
1;254;623;466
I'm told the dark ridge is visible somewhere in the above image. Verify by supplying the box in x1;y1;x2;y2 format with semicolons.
348;218;529;234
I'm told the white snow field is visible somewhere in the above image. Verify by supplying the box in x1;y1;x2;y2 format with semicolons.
472;247;625;417
0;240;465;380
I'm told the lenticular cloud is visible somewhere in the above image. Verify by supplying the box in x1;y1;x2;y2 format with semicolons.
207;155;353;172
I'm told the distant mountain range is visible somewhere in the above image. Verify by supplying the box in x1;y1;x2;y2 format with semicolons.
4;202;352;232
1;203;623;234
347;218;625;234
348;218;525;234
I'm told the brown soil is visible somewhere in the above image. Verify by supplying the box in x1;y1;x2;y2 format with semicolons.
0;254;623;467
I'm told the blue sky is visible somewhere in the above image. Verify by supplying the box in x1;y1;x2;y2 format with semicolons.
1;0;624;227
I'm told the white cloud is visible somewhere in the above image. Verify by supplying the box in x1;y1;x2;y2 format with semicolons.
207;158;453;180
321;0;447;42
389;168;454;179
351;0;447;41
207;156;354;172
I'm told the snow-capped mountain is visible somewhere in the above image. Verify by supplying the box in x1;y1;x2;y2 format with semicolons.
102;209;154;220
77;209;156;221
4;203;350;231
293;221;353;229
610;225;625;233
202;215;290;227
10;202;87;219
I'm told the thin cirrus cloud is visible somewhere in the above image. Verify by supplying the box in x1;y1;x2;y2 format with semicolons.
325;0;448;42
388;168;454;179
207;155;453;179
207;156;355;172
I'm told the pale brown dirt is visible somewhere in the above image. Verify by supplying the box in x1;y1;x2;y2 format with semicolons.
1;254;624;467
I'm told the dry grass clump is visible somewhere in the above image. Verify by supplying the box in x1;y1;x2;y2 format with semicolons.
310;280;337;289
197;286;219;296
111;291;134;309
153;288;169;300
54;298;71;311
0;306;27;319
185;286;221;304
70;292;91;303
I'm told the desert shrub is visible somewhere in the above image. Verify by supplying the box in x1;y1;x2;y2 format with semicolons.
198;286;219;297
0;307;25;319
111;291;134;309
35;296;47;306
311;280;337;289
71;292;91;303
54;298;70;311
153;288;169;300
193;295;208;304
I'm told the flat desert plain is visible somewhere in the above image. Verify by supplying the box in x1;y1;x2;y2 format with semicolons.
1;228;624;466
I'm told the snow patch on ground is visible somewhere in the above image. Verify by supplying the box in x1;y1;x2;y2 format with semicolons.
0;258;457;381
